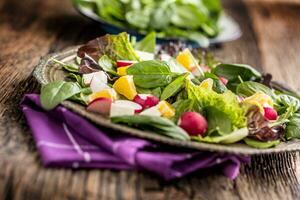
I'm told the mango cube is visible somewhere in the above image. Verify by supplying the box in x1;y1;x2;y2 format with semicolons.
157;101;175;119
176;48;198;71
113;75;137;100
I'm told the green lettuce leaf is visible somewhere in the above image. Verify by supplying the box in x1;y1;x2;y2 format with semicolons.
192;127;248;144
186;80;247;129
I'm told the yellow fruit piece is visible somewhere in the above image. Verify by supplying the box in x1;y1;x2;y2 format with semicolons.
176;48;198;71
158;101;175;119
117;66;130;76
113;75;137;100
199;78;214;90
89;88;118;102
243;92;274;113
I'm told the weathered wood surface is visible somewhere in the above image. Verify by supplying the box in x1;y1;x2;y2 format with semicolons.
0;0;300;199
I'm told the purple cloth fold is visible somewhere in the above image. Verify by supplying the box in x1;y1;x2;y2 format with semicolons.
20;94;250;180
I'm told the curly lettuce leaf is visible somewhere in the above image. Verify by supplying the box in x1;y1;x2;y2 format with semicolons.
186;80;247;129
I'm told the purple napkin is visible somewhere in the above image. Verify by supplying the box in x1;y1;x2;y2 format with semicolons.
20;94;250;180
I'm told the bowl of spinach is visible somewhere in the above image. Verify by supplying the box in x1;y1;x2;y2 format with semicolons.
73;0;241;47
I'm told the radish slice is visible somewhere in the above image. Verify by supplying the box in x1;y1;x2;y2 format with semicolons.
90;72;109;93
110;100;142;117
133;94;159;109
136;50;155;61
116;60;137;68
83;71;107;86
139;106;161;117
178;112;208;136
87;98;112;114
264;107;278;120
219;76;228;85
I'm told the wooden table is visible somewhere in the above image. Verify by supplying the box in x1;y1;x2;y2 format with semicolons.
1;0;300;199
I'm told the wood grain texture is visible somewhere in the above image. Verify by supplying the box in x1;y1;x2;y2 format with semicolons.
0;0;300;199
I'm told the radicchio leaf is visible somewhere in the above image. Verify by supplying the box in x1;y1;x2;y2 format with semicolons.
79;54;100;74
246;106;284;141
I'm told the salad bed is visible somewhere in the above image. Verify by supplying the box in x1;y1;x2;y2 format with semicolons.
40;32;300;149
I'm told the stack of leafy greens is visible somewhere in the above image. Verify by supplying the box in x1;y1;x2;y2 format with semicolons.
73;0;223;46
40;32;300;149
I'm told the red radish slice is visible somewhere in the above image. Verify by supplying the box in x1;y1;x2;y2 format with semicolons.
264;107;278;120
87;98;112;114
110;100;143;117
219;76;228;85
116;60;137;68
178;112;208;136
133;94;159;109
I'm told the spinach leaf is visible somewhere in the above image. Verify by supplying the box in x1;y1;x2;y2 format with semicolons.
236;81;275;98
127;60;175;88
151;87;162;99
134;32;156;53
244;138;280;149
66;73;84;87
52;59;79;73
161;73;188;100
192;127;248;144
111;115;190;141
276;94;300;114
41;81;81;110
286;113;300;140
213;63;262;90
206;107;232;135
98;55;118;76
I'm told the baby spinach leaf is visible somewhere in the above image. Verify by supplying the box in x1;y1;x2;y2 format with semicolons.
244;138;280;149
52;59;79;73
286;113;300;140
127;60;175;88
66;73;85;87
111;115;190;141
98;55;118;76
206;107;232;136
134;32;156;53
275;94;300;124
213;63;262;81
236;81;275;98
41;81;81;110
160;73;188;100
151;87;162;99
192;127;248;144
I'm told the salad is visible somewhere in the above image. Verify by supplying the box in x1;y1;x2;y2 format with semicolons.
74;0;223;46
40;32;300;149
